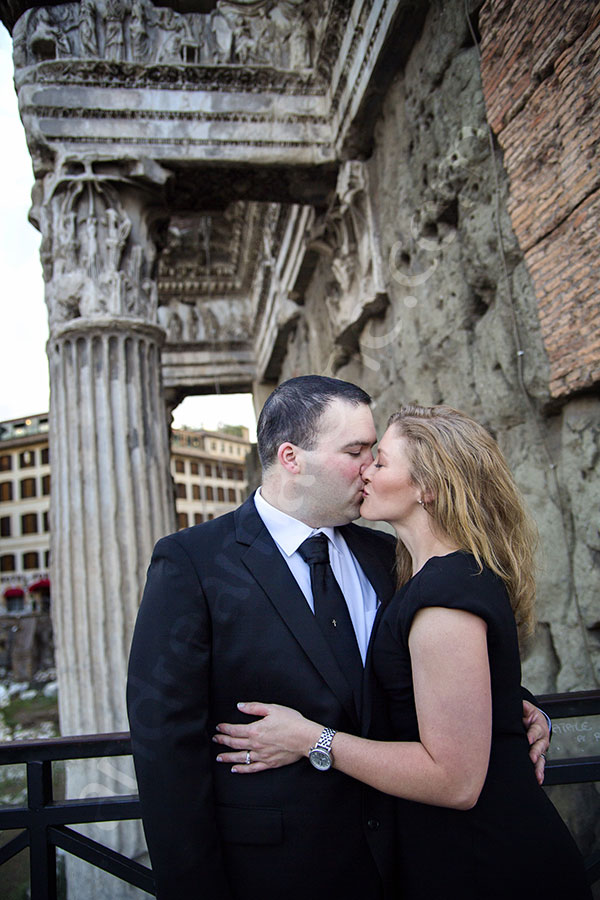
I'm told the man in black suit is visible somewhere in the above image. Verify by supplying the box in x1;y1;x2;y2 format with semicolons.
127;375;548;900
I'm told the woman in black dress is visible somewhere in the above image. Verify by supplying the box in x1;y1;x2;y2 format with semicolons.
214;405;591;898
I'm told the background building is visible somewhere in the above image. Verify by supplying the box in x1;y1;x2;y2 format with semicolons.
0;413;250;617
171;425;251;529
0;413;51;614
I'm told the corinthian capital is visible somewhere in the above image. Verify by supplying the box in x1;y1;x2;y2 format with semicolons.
33;155;170;333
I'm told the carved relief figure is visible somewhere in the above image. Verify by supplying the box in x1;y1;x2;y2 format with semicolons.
273;0;312;69
156;9;189;64
188;306;201;341
83;214;99;280
208;10;233;63
168;311;183;342
309;161;387;340
202;306;220;341
29;6;72;61
79;0;99;58
14;0;322;70
130;0;152;62
105;207;132;273
40;164;161;326
104;0;129;62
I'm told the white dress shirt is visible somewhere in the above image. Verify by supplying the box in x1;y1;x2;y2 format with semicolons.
254;488;379;663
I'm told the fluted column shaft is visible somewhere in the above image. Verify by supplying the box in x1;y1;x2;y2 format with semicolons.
31;155;174;741
48;321;174;735
32;158;175;896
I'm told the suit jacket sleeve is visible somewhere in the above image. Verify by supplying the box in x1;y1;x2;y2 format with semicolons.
127;534;232;900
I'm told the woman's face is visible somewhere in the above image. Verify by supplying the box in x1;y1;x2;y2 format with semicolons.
360;426;423;527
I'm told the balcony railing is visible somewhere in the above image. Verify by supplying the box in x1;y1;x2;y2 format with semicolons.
0;691;599;899
0;732;153;899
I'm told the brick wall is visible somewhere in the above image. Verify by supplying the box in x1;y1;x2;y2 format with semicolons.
480;0;600;398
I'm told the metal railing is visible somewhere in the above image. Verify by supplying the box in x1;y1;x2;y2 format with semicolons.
0;732;154;899
0;691;599;899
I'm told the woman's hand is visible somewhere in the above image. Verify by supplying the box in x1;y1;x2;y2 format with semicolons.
522;700;550;785
213;701;322;773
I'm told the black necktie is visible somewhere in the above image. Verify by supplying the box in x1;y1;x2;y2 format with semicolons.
297;533;364;714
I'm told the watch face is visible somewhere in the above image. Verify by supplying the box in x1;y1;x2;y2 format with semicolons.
309;748;332;771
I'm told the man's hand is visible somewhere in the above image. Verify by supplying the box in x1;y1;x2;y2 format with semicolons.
522;700;550;785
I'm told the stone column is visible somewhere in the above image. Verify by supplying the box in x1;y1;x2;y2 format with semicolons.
48;322;173;735
34;156;175;896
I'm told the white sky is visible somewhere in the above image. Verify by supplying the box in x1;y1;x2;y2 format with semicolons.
0;27;257;439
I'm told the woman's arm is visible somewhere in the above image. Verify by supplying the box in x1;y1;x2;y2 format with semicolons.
214;607;492;810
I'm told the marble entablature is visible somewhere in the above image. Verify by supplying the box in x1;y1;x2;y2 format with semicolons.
11;0;409;395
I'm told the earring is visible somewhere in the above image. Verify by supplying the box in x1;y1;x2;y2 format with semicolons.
418;499;424;506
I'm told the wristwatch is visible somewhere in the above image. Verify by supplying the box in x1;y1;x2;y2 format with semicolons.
308;727;336;771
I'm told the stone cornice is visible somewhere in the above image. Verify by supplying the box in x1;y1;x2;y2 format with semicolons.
12;0;418;172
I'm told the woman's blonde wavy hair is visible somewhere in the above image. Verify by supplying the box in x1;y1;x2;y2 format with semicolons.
388;405;538;639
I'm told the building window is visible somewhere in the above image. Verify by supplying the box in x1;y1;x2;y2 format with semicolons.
228;489;236;503
20;478;37;499
226;467;234;480
177;512;188;530
0;454;12;471
44;550;50;567
190;462;199;475
42;474;50;495
175;459;185;473
41;447;49;464
7;596;24;613
205;486;213;501
0;554;16;572
43;511;50;532
211;441;216;451
204;464;212;477
0;517;10;537
19;450;35;468
207;513;214;520
176;483;186;499
21;513;38;535
217;487;225;502
194;513;204;525
23;551;39;570
192;484;201;500
0;482;13;502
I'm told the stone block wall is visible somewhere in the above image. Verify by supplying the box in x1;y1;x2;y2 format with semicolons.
275;0;600;858
480;0;600;399
279;0;599;693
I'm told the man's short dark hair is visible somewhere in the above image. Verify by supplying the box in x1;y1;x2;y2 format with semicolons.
257;375;371;470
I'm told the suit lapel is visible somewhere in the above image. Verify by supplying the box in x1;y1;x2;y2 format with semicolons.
235;498;359;726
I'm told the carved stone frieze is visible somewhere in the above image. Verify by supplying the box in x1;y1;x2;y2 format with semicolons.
35;155;170;331
13;0;325;71
246;161;388;382
10;0;411;168
158;297;252;344
252;203;315;381
310;160;388;352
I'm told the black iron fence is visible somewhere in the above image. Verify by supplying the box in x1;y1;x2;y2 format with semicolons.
0;731;153;898
0;691;599;899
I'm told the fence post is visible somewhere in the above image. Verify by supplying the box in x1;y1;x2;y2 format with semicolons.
27;759;57;900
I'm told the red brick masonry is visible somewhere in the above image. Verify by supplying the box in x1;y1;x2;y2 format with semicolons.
480;0;600;398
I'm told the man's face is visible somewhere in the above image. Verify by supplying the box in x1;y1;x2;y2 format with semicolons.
297;399;377;526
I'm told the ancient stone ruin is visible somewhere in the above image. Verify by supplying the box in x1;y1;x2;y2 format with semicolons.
1;0;598;893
